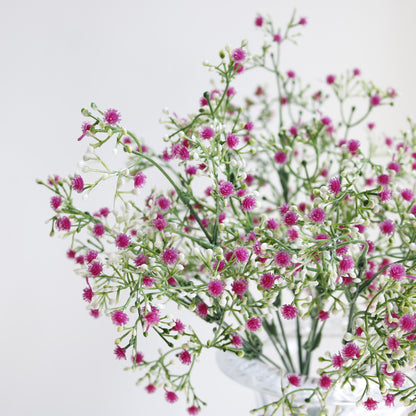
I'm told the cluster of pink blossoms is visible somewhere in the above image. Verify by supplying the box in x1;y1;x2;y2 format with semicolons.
40;10;416;416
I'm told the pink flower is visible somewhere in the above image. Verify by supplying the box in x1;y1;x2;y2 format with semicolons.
273;33;282;43
393;371;406;388
308;207;326;223
50;196;62;210
326;74;335;85
363;398;378;411
384;394;395;407
112;310;129;326
90;309;99;318
208;279;225;297
104;108;121;125
165;390;178;403
92;223;105;238
287;228;299;241
254;15;263;27
319;375;332;389
332;353;344;369
281;304;298;320
386;335;400;351
172;143;190;160
77;121;92;141
259;272;277;290
187;406;199;415
133;172;146;188
172;319;185;334
153;213;168;231
401;188;414;202
114;345;126;360
144;306;160;330
157;197;171;211
132;352;144;365
339;256;354;274
162;248;179;265
56;216;71;231
115;233;130;249
85;250;98;263
246;317;262;332
287;374;301;387
232;48;246;63
232;278;248;296
399;314;416;332
274;250;292;267
71;175;84;193
244;121;254;131
353;68;361;76
389;264;405;281
88;261;103;277
370;95;381;106
196;302;208;318
82;287;94;303
219;181;234;197
145;384;156;394
274;150;287;164
379;219;395;235
328;177;341;195
234;247;250;262
318;310;329;321
200;126;215;140
135;253;148;267
347;139;360;154
342;342;360;359
231;333;243;349
226;133;239;149
179;350;192;365
266;218;279;230
283;211;298;226
241;195;256;211
379;188;392;203
377;173;390;186
298;17;307;25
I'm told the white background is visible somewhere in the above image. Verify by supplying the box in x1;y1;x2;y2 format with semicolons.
2;1;416;415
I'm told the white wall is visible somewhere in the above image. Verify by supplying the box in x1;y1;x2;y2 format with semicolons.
2;1;416;415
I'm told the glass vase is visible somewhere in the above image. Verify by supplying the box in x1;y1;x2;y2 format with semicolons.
216;349;415;416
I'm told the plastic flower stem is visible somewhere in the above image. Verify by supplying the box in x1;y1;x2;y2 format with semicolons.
128;147;214;246
276;311;296;373
296;317;304;375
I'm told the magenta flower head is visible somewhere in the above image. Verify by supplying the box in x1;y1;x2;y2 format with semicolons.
111;310;129;326
342;342;360;359
326;74;335;85
179;350;192;365
246;317;262;332
281;304;298;320
162;248;179;265
104;108;121;125
56;216;71;231
115;233;130;249
231;48;246;63
287;374;301;387
231;278;248;296
274;150;287;164
226;132;239;149
389;264;406;281
241;195;256;211
234;247;250;262
328;177;341;195
134;172;146;188
200;126;215;140
71;175;84;193
207;279;225;297
165;390;178;404
370;94;381;106
308;207;326;223
218;181;234;197
379;219;395;235
274;250;292;267
254;15;263;27
50;196;62;210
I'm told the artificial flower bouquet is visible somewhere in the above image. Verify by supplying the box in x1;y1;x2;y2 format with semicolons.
39;11;416;415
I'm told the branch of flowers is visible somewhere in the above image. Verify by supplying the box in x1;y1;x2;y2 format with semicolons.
128;147;214;246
